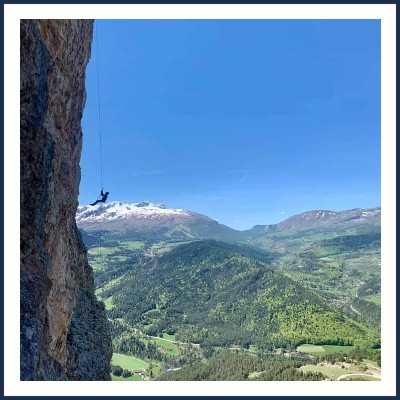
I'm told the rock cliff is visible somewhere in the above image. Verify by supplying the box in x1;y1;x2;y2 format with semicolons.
20;19;112;380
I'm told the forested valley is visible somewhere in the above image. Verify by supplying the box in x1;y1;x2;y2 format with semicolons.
79;206;381;381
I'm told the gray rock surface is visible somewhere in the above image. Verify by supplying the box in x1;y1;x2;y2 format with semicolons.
20;19;112;380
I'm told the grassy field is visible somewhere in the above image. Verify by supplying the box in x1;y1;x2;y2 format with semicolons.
300;365;356;380
88;239;145;272
96;276;125;297
103;296;114;310
111;353;149;371
322;345;354;354
364;293;381;305
151;338;180;356
297;344;354;355
161;333;176;342
120;240;145;250
111;374;142;381
297;344;325;354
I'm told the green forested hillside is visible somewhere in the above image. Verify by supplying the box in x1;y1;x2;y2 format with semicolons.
105;240;377;351
156;351;324;381
78;205;381;380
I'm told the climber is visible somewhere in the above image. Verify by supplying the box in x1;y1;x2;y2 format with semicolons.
90;189;109;206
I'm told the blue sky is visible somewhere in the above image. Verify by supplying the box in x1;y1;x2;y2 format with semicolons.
79;19;381;230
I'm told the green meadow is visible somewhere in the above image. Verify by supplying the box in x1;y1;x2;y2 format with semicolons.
150;337;180;357
300;365;355;380
297;344;355;355
111;374;142;381
111;353;149;371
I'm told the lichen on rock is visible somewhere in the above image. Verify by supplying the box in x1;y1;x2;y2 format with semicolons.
20;19;112;381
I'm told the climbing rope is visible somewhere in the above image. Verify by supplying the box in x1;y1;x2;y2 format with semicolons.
98;206;103;261
95;20;105;264
95;20;104;190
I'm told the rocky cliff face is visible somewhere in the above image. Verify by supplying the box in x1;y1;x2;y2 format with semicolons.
20;19;112;380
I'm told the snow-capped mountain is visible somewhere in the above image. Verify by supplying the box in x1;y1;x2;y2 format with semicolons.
277;207;381;230
77;201;381;243
248;207;381;235
77;201;192;224
76;201;245;242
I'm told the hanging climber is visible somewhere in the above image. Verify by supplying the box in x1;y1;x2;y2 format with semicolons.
90;189;109;206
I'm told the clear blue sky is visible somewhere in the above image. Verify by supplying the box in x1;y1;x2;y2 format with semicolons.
79;19;381;230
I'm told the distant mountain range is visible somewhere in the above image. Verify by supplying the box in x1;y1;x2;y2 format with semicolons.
76;201;380;243
247;207;381;235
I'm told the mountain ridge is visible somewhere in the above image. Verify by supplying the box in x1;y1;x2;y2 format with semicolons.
77;200;245;242
77;201;381;238
247;207;381;235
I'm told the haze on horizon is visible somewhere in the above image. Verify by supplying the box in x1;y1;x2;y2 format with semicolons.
79;19;380;230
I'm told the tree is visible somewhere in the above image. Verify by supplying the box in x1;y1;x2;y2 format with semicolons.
122;369;132;378
112;365;123;376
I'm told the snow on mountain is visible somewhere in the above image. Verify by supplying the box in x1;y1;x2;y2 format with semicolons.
361;209;381;217
298;210;338;221
76;200;244;241
76;201;192;224
276;207;381;230
247;207;381;235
